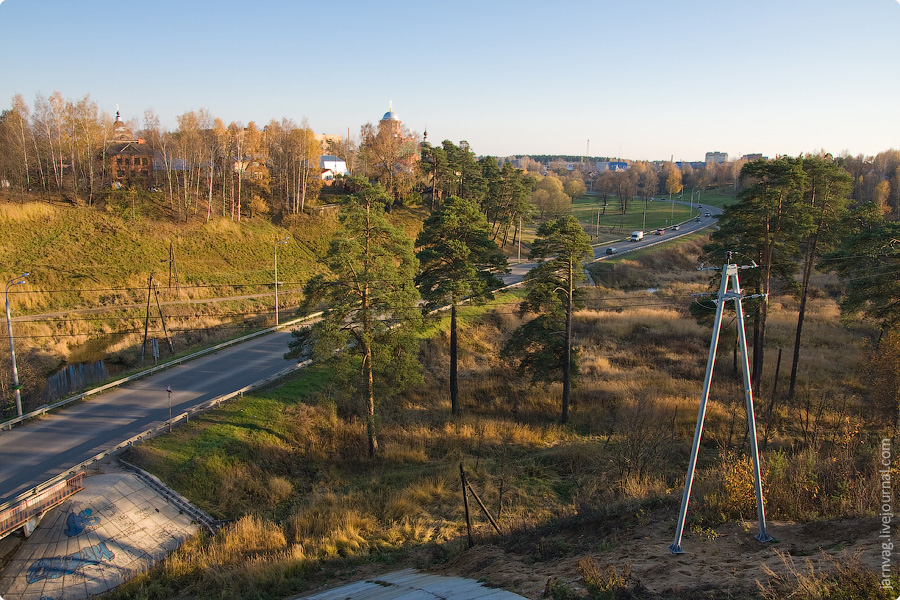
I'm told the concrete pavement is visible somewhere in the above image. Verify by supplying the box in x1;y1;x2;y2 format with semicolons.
0;465;199;600
294;568;529;600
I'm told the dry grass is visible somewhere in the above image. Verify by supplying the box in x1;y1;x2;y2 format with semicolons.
111;232;892;600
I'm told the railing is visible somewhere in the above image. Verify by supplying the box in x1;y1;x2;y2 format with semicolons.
0;472;83;538
0;312;322;431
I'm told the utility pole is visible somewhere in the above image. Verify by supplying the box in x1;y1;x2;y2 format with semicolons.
153;281;174;353
517;216;522;264
5;273;29;417
669;254;773;554
274;236;290;326
168;241;180;291
141;275;153;363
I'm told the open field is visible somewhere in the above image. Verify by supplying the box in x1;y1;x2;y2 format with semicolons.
107;232;896;600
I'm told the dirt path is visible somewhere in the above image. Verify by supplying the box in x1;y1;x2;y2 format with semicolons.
432;511;884;599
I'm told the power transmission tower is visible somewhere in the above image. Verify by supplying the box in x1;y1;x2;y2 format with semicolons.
669;253;773;554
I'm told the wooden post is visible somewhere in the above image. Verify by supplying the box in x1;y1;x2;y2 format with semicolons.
459;463;474;548
141;275;153;363
153;282;174;352
466;480;502;535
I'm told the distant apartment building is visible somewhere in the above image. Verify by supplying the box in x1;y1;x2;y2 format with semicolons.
741;153;767;161
705;151;728;165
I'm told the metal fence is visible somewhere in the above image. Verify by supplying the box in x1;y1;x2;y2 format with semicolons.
0;472;83;538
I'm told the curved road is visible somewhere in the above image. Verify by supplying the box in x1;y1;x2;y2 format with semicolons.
0;202;721;504
502;201;720;285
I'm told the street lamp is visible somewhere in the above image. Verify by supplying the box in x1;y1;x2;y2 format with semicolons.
5;273;29;417
274;237;289;326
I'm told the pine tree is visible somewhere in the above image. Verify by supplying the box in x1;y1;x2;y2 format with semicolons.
502;216;592;423
288;179;422;458
416;196;508;415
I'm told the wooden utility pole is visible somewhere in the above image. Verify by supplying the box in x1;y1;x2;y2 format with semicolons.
141;275;153;363
153;281;174;352
168;241;180;291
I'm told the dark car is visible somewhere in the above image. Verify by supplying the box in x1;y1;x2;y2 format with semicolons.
605;247;618;255
695;217;701;222
655;228;665;235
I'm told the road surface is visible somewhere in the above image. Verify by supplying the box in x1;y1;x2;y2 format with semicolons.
0;328;297;503
501;202;720;286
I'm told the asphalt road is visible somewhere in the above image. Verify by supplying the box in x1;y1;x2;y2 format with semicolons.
0;328;297;503
501;201;720;286
0;202;721;504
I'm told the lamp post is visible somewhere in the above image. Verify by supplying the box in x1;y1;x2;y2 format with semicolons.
5;273;29;417
274;237;289;326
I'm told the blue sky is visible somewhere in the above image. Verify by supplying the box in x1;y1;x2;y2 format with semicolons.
1;0;898;162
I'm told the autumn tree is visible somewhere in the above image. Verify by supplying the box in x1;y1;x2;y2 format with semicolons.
143;109;175;208
0;95;32;198
532;174;570;219
611;169;638;214
563;177;586;200
288;179;422;457
416;195;508;415
358;120;419;202
665;163;684;197
502;216;593;423
266;118;321;216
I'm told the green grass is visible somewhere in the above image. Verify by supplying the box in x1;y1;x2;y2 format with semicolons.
571;195;695;240
689;187;736;209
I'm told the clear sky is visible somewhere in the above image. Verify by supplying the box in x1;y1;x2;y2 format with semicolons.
1;0;898;162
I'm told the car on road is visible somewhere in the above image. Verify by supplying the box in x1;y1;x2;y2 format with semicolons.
605;247;618;255
695;217;701;222
704;212;712;218
672;224;680;230
655;228;665;235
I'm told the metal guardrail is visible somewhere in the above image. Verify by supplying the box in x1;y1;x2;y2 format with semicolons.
0;472;83;538
0;356;314;517
1;311;322;431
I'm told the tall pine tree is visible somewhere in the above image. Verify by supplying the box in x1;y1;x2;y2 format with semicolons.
416;196;508;415
288;179;422;458
502;216;592;423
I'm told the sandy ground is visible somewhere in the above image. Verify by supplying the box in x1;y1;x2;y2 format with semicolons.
429;509;885;599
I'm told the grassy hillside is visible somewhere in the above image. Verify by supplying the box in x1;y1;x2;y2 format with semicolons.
107;235;895;600
0;192;423;412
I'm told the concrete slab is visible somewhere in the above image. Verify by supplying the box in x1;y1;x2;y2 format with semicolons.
0;465;198;600
295;567;528;600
